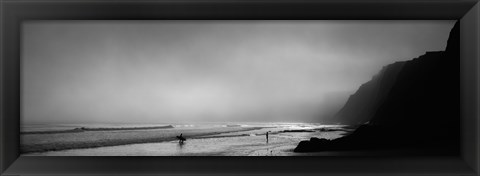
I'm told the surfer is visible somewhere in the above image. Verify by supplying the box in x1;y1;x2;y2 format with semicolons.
177;133;186;144
266;131;269;144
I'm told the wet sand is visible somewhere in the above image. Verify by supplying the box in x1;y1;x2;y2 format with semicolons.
26;130;346;156
21;126;263;153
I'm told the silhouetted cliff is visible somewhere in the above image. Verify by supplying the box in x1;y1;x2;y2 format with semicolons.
295;21;459;153
334;61;406;125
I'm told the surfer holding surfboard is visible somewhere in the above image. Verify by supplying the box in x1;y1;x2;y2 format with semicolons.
177;133;186;143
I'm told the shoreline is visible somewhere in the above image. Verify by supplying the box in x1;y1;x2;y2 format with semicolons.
21;127;264;154
24;129;347;156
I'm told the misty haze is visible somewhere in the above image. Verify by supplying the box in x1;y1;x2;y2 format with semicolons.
21;20;456;156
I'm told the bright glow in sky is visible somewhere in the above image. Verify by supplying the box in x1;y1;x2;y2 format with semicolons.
22;20;455;124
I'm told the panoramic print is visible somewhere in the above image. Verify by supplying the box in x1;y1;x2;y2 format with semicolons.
21;20;459;156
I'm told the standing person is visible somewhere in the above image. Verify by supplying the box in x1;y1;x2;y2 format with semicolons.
266;131;269;144
177;133;186;143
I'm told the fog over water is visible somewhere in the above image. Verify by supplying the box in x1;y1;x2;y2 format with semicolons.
22;21;454;124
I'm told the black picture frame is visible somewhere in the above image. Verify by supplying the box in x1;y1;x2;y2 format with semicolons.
1;0;479;175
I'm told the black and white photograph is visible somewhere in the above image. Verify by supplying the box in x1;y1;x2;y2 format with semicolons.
20;20;459;156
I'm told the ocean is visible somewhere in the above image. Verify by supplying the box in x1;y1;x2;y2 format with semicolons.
21;122;350;156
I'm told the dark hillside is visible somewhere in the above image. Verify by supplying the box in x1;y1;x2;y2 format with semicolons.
295;21;459;154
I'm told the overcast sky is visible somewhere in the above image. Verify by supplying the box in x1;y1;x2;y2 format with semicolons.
22;20;454;124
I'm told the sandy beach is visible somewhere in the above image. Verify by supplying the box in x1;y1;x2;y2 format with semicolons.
22;123;349;156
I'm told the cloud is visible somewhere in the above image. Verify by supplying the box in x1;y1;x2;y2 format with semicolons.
22;20;454;124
